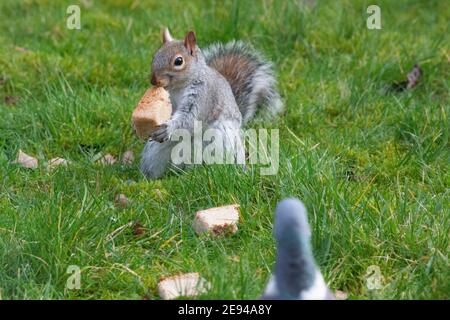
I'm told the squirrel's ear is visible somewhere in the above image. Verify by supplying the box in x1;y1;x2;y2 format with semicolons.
162;27;173;43
184;31;197;56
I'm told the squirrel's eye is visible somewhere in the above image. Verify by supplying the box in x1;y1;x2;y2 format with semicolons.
174;56;183;66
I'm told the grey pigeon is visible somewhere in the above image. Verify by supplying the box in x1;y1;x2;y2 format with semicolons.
261;198;335;300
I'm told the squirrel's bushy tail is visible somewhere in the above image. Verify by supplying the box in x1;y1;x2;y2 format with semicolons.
204;41;283;124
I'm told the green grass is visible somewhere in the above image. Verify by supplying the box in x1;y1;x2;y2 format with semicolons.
0;0;449;300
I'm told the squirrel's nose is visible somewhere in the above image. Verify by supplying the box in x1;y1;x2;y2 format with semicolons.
151;73;158;86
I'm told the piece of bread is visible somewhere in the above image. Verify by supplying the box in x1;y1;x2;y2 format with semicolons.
193;204;240;235
132;87;172;141
47;157;70;171
121;150;134;165
157;273;210;300
98;153;116;165
14;150;38;169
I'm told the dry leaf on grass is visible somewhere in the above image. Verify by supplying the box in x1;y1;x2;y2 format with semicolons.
406;64;422;89
4;96;19;106
132;221;145;236
114;194;129;208
389;64;422;92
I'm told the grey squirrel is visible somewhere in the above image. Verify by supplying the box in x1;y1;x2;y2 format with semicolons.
141;28;283;179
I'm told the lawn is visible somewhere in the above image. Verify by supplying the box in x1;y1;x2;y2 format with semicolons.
0;0;448;299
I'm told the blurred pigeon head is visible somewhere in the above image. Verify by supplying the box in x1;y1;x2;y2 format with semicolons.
261;198;335;300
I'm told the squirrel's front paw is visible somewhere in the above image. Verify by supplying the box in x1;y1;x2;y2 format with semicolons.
151;123;171;143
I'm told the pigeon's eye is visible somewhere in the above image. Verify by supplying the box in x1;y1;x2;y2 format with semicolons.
174;56;183;66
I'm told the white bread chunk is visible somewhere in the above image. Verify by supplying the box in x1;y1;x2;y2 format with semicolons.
193;204;240;235
335;290;348;300
98;153;117;165
132;87;172;141
157;273;209;300
121;150;135;165
15;150;38;169
47;157;70;171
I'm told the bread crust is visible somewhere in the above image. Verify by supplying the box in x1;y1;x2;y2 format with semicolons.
132;87;172;140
